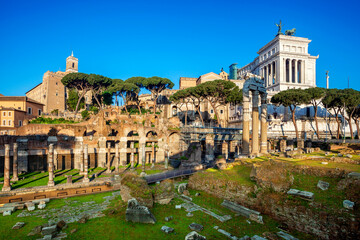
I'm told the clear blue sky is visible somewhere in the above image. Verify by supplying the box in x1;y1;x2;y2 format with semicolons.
1;0;359;96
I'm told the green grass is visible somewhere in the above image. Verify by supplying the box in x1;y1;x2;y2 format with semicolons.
196;164;254;186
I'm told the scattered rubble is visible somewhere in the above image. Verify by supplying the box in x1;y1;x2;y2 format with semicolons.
125;198;156;224
161;225;174;234
287;189;314;200
343;200;355;210
185;231;206;240
12;222;25;230
221;200;263;224
317;180;330;190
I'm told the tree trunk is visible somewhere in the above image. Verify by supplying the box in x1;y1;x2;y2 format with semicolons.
196;106;204;126
335;114;340;139
153;98;157;117
355;119;360;139
290;106;298;139
137;101;142;115
92;90;102;110
75;92;86;115
314;105;320;139
347;117;354;139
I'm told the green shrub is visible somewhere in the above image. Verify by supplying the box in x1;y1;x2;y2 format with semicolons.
29;117;77;124
81;110;90;120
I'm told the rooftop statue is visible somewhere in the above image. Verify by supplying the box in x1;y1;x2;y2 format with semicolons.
275;20;283;35
285;28;296;36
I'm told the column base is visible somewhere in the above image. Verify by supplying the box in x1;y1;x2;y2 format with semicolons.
11;177;19;182
2;186;11;192
47;181;55;187
106;169;112;174
82;178;90;183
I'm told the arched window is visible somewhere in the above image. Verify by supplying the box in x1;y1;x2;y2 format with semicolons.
8;120;11;126
72;63;75;68
3;120;6;125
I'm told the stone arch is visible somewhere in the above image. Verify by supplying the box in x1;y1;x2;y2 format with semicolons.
146;130;157;138
127;130;139;137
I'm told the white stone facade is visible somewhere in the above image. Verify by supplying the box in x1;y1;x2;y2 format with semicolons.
237;35;318;96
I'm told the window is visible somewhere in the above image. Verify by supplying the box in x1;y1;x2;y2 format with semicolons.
8;120;11;126
28;107;32;115
220;110;224;114
2;120;5;126
38;109;42;115
19;120;22;127
8;111;11;116
72;63;75;68
3;112;6;116
210;109;214;114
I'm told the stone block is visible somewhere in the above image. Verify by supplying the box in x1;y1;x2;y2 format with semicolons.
277;231;299;240
3;210;12;216
185;231;206;240
251;235;267;240
189;223;204;232
343;200;355;210
43;235;52;240
175;205;182;209
348;172;360;179
125;198;156;224
221;200;263;224
12;222;25;229
317;180;330;191
287;189;314;200
186;212;194;217
164;216;173;222
346;154;352;158
38;203;46;209
178;183;187;194
27;226;42;236
25;202;35;211
41;225;57;236
161;225;174;234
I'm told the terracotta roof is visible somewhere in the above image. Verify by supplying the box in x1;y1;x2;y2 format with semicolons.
0;107;26;112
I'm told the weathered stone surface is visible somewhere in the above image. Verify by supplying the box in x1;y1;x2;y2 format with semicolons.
165;216;173;222
78;215;88;224
120;173;154;208
12;222;25;229
346;154;352;158
28;226;42;236
178;183;188;194
250;161;293;192
125;198;156;224
221;200;263;224
186;212;194;217
56;220;67;230
42;225;57;236
185;231;207;240
348;172;360;179
25;202;35;211
343;200;355;210
3;210;12;216
251;235;266;240
43;234;52;240
189;223;203;232
287;189;314;200
153;179;174;205
277;231;299;240
161;225;174;234
317;180;330;191
38;203;46;209
215;157;227;170
175;205;182;209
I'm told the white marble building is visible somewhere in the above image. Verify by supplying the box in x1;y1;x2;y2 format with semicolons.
236;34;318;96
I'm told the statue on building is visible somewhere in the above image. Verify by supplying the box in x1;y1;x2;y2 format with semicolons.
275;20;283;35
285;28;296;36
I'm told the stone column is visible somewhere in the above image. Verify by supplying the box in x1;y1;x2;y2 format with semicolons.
251;91;259;155
242;91;250;155
141;143;146;173
151;142;155;168
98;137;107;168
120;137;127;166
54;148;58;170
83;144;90;183
260;94;268;154
280;139;287;152
79;143;84;175
2;144;11;191
294;59;298;83
11;143;19;182
289;59;292;83
115;143;119;173
107;142;112;173
270;63;273;85
205;135;215;161
164;144;169;169
222;141;229;159
130;141;135;169
47;144;55;187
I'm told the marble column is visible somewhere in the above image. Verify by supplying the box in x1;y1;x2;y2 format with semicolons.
83;144;90;183
130;141;135;169
106;142;111;173
47;144;55;187
11;143;19;182
79;143;84;175
242;91;250;155
294;59;298;83
260;94;268;154
289;59;293;83
115;143;119;173
251;91;259;155
141;143;146;173
151;142;155;168
2;144;11;191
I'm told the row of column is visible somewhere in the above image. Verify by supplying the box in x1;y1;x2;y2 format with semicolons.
262;61;277;87
242;91;268;155
285;59;303;84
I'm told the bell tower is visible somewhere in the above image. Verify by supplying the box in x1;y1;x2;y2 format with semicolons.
66;51;78;73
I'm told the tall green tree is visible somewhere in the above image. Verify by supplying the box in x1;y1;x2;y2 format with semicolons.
66;88;85;111
304;87;326;139
187;87;205;126
61;72;90;114
88;74;113;109
169;89;191;126
322;89;345;139
343;89;360;139
143;77;174;116
109;79;139;115
126;77;146;114
197;80;237;126
271;89;310;139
